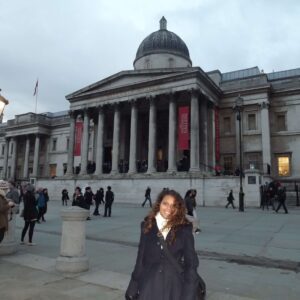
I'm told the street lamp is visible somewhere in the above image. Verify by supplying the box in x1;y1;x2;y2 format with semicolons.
233;95;245;212
0;89;9;123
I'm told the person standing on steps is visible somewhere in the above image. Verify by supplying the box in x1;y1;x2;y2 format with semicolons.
104;186;114;217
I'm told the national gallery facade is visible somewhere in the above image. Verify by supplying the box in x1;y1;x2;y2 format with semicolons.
0;18;299;204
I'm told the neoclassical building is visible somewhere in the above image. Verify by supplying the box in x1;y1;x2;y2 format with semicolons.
0;17;299;205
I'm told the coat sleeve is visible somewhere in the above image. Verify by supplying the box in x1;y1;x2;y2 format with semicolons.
126;222;146;298
0;199;10;213
181;224;199;300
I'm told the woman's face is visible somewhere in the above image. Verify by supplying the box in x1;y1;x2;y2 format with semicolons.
159;195;176;219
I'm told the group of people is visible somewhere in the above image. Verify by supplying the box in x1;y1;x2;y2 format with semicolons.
64;186;115;219
226;183;289;214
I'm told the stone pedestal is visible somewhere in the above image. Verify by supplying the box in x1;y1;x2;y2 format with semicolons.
56;206;89;273
244;169;262;207
0;205;19;255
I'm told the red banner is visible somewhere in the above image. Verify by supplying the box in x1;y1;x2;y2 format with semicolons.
215;107;220;162
74;120;83;156
178;106;189;150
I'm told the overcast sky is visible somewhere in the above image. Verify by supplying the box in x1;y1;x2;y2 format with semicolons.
1;0;300;121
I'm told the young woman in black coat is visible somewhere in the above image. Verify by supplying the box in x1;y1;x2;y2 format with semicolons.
126;189;200;300
20;184;38;245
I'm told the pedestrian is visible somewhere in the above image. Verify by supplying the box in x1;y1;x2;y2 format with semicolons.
6;180;20;205
184;189;201;234
141;187;152;207
20;184;38;245
104;186;114;217
93;188;104;216
84;187;94;220
61;189;69;206
43;188;49;221
0;189;15;243
225;190;235;209
275;187;288;214
125;189;200;300
72;187;88;210
36;188;46;223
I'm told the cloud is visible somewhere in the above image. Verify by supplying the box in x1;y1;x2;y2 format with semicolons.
0;0;299;121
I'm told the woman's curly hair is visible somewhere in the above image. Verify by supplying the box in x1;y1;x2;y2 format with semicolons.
143;189;189;243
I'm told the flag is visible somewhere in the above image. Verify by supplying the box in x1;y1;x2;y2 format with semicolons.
33;79;39;96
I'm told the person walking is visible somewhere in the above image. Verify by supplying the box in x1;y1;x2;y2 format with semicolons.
184;189;201;234
104;186;114;217
36;188;46;223
93;188;104;216
0;189;15;243
225;190;235;209
61;189;69;206
275;187;288;214
125;189;200;300
84;187;94;220
6;181;20;205
141;187;152;207
21;184;38;245
72;187;88;210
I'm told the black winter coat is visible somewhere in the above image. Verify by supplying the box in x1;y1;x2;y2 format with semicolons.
126;221;199;300
23;192;38;221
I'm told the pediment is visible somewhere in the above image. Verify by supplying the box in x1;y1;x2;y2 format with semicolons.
66;69;193;99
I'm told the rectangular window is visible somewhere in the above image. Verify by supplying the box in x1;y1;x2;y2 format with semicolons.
248;114;256;130
10;143;14;155
223;117;231;134
52;138;57;151
223;156;233;174
247;153;259;170
277;156;290;176
1;145;4;156
49;164;57;178
276;114;286;131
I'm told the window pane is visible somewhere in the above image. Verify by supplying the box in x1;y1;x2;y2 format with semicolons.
248;114;256;130
278;156;290;176
223;117;231;133
277;115;286;131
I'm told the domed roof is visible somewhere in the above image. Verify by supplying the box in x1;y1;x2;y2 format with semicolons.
134;17;191;64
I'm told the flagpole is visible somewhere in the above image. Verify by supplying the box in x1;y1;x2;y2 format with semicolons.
35;92;38;114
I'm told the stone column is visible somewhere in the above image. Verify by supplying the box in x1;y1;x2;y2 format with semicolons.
23;136;30;178
10;138;17;179
66;111;76;176
111;104;120;174
190;90;200;172
56;206;89;273
0;205;19;255
32;135;40;177
211;105;216;170
167;94;177;173
95;106;104;175
200;98;208;172
128;100;138;174
261;102;271;174
80;109;90;175
147;97;157;173
3;138;9;179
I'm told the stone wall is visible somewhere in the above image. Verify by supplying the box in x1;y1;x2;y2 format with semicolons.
35;175;264;207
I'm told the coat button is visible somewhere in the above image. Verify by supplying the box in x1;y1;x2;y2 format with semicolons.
158;269;163;273
157;242;160;246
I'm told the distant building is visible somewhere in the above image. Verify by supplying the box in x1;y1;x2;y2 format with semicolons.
0;17;299;204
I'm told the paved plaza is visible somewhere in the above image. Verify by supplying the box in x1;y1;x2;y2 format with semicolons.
1;200;300;300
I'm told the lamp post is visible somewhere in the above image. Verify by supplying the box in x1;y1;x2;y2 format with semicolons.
233;95;245;212
0;89;9;123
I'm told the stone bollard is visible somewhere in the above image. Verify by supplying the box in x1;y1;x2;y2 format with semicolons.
0;204;19;255
56;206;89;273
